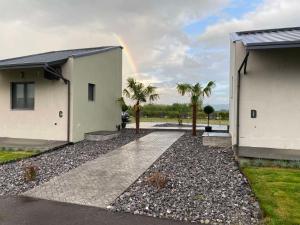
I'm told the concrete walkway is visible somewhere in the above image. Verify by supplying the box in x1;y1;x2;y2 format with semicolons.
23;131;184;208
126;122;227;131
0;196;196;225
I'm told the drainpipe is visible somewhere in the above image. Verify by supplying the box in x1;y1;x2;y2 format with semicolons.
236;51;249;148
43;64;71;142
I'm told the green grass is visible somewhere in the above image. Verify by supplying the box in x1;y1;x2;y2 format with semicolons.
243;167;300;225
0;150;39;163
137;117;229;125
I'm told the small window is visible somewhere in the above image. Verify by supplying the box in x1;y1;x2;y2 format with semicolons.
11;82;35;110
88;83;95;101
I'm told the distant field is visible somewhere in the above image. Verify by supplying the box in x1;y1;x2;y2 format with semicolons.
0;150;39;164
135;117;229;125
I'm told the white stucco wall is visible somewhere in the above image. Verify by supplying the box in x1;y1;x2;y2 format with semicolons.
230;42;300;150
70;48;122;142
0;68;69;141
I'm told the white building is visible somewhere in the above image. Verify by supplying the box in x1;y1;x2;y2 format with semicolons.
230;27;300;153
0;46;122;143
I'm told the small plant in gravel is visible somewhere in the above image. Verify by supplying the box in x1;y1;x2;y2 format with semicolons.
24;163;38;182
193;193;204;201
147;172;167;190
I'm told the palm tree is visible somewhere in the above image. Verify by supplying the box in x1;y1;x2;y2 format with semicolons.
123;77;159;133
177;81;215;136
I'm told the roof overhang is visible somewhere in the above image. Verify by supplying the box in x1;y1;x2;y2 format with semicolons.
0;59;68;70
245;42;300;50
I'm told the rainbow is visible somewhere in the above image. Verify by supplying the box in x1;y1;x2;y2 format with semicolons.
113;34;138;76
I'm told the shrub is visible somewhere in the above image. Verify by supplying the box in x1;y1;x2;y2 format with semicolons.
24;164;38;182
203;105;215;126
147;172;167;190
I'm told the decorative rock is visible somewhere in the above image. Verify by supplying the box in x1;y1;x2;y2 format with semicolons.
0;130;150;195
111;132;261;224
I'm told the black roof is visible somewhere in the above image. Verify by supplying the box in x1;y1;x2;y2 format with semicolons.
0;46;122;69
230;26;300;49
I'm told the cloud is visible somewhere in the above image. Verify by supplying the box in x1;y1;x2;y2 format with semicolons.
199;0;300;47
2;0;300;105
0;0;231;105
196;0;300;105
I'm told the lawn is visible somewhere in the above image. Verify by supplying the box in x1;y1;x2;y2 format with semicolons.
243;167;300;225
137;117;229;125
0;150;39;164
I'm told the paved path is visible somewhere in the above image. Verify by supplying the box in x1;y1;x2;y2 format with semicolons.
24;131;184;208
127;122;227;131
0;196;197;225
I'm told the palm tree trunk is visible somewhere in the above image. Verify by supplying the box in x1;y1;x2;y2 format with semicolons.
135;102;140;134
192;103;197;136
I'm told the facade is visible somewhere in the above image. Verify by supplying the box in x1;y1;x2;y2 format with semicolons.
0;46;122;142
230;27;300;151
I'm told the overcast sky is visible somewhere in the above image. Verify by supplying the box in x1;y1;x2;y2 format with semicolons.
0;0;300;105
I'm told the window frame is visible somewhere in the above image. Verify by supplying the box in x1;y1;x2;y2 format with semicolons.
11;82;35;110
88;83;95;102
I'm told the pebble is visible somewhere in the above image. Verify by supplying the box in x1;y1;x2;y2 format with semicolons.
0;130;150;195
111;132;261;224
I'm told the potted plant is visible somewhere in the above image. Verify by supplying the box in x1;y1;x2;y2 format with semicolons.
117;97;130;129
203;105;214;132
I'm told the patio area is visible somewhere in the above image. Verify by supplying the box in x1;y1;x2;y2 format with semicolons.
0;137;68;152
237;146;300;161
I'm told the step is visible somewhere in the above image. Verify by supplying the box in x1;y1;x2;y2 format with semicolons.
85;131;120;141
202;132;231;147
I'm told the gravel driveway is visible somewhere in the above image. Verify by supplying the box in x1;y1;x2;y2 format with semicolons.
0;130;150;196
110;132;261;225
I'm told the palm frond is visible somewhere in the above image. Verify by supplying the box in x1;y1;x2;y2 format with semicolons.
144;85;156;96
203;81;215;97
123;89;131;98
149;93;160;102
191;95;199;105
124;77;159;104
177;83;191;96
127;77;136;89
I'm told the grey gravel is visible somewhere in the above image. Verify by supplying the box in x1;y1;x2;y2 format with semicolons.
110;132;261;224
0;129;150;196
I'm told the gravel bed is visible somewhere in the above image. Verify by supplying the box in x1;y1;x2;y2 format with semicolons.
0;129;150;196
110;132;261;224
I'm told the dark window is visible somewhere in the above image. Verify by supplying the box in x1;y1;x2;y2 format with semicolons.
11;82;35;110
88;83;95;101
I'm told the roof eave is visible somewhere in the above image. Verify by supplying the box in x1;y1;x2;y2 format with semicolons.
0;59;68;70
71;46;123;58
246;42;300;50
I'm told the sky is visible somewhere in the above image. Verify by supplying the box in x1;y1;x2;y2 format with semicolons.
0;0;300;106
